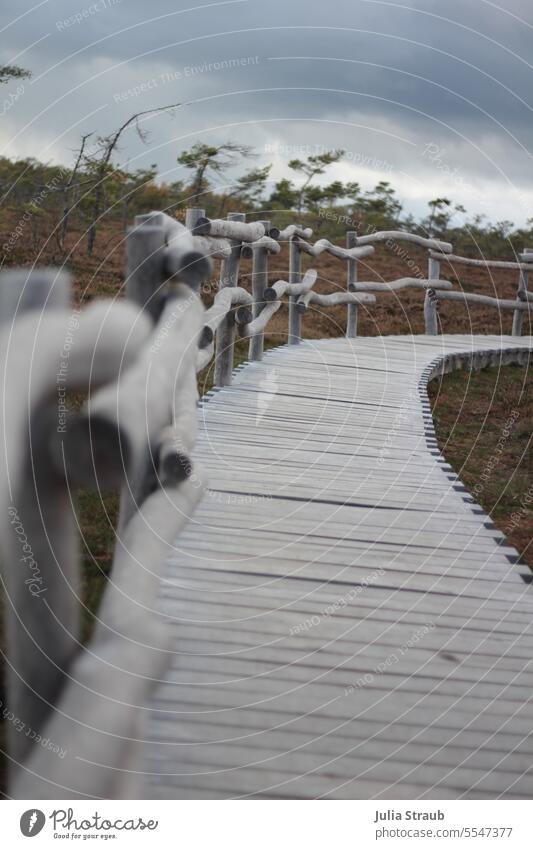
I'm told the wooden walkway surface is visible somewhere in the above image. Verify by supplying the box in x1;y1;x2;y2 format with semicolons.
145;334;533;799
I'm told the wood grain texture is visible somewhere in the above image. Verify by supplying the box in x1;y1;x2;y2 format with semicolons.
144;333;533;800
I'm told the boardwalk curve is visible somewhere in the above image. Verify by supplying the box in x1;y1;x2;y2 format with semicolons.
145;334;533;800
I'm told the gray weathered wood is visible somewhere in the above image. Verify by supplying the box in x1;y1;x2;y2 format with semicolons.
249;220;271;362
357;231;452;252
295;236;374;260
346;231;358;337
430;249;533;271
512;247;532;336
277;224;313;240
185;207;206;232
433;289;533;311
144;333;533;800
0;268;70;324
0;294;152;776
424;256;440;334
264;269;318;302
348;277;452;293
214;212;245;387
296;290;376;312
288;235;302;344
195;216;265;242
240;234;281;259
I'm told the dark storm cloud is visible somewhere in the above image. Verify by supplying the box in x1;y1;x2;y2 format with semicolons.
1;0;532;221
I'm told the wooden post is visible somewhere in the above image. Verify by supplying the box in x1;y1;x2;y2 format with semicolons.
346;231;358;337
214;212;244;386
185;207;206;232
126;215;167;322
249;220;270;361
0;269;80;772
425;254;440;334
512;248;532;336
0;268;69;323
288;235;302;344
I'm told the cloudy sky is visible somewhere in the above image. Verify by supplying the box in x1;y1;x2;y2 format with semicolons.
1;0;532;224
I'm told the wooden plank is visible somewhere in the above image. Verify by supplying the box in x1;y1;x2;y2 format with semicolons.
145;334;533;799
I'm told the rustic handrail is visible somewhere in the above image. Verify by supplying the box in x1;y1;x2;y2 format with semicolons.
264;268;318;301
194;216;265;242
429;249;533;271
424;287;533;336
294;236;375;261
1;216;208;797
349;277;453;293
2;204;533;799
296;290;376;312
356;230;453;253
278;224;313;240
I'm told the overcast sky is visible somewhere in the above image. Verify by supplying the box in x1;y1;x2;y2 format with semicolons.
1;0;533;224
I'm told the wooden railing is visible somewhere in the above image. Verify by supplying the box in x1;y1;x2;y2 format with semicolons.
424;247;533;336
1;208;531;798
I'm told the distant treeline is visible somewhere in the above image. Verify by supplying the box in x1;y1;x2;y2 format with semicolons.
1;140;531;260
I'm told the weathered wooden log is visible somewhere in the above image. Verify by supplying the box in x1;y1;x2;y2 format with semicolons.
158;358;199;485
185;207;206;233
356;231;452;252
264;268;318;302
288;236;302;344
127;212;211;320
348;277;453;293
512;248;532;336
248;220;273;361
295;236;374;260
346;231;358;337
296;291;377;313
277;224;313;240
0;267;69;323
429;249;533;271
63;284;204;527
196;341;215;372
0;290;152;774
11;475;204;800
235;304;253;325
238;299;281;338
198;324;214;349
192;234;232;259
214;212;245;387
424;255;441;335
424;288;439;336
432;289;533;311
203;285;252;334
240;235;281;259
194;216;265;242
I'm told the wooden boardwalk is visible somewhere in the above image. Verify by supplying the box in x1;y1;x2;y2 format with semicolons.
145;334;533;800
